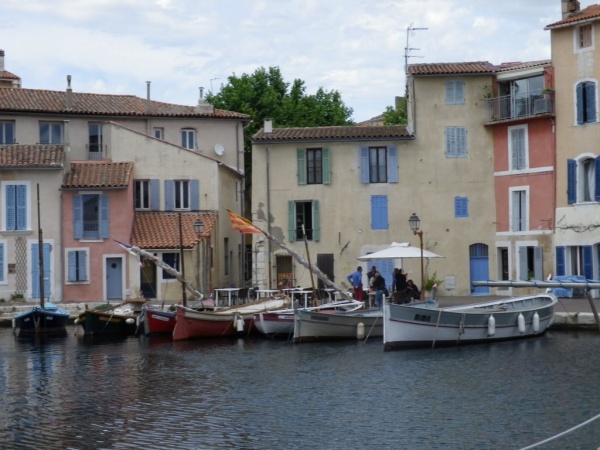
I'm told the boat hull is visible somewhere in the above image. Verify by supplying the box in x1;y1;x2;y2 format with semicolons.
141;307;177;336
13;303;70;336
254;312;295;338
383;294;557;350
293;308;383;343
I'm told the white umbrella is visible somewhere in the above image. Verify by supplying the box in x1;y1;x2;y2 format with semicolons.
357;242;444;261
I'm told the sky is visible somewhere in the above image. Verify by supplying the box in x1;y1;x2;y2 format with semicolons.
0;0;597;123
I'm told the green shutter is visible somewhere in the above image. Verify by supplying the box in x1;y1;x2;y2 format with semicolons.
313;200;320;242
288;201;295;242
322;148;330;184
297;148;307;185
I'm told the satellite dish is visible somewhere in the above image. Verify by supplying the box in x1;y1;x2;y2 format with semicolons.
214;144;224;156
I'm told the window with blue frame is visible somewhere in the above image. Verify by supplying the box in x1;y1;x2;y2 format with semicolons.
162;253;179;279
445;127;467;158
73;194;110;240
511;190;527;232
0;121;15;144
555;245;593;278
445;80;465;105
454;196;468;218
371;195;388;230
66;249;88;282
181;128;196;150
567;157;600;204
509;126;528;171
3;183;28;231
576;81;597;125
360;146;398;184
164;179;199;211
518;246;543;280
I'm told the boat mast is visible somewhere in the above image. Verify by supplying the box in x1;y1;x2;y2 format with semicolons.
37;183;44;309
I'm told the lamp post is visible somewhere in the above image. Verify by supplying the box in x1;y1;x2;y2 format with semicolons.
409;213;425;300
193;219;204;296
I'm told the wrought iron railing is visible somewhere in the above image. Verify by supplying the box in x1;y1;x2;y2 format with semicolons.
483;94;554;122
86;143;107;160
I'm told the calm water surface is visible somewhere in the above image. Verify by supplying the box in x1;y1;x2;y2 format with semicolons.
1;326;600;450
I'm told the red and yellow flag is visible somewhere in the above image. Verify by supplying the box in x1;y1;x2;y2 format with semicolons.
227;210;265;235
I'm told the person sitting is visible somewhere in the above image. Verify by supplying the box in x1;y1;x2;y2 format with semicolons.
406;279;421;302
372;272;386;308
393;268;408;304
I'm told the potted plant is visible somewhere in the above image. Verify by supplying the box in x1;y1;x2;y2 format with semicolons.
423;271;444;296
542;88;554;99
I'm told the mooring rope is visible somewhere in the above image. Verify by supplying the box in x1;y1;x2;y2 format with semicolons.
519;411;600;449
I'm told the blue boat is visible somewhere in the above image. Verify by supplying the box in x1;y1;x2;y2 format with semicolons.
13;302;71;336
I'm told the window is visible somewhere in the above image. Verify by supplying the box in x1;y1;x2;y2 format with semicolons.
0;121;15;144
567;157;600;204
39;122;63;144
511;189;527;232
371;195;388;230
154;127;164;139
174;180;190;210
518;246;543;280
498;247;509;281
509;126;528;171
73;194;109;240
577;24;593;50
288;200;320;241
88;123;103;160
0;241;6;283
162;253;179;279
454;197;468;218
181;128;196;150
297;148;330;185
445;80;465;105
360;146;398;184
3;182;28;231
556;245;593;278
164;179;199;211
445;127;467;158
66;249;89;282
576;81;597;124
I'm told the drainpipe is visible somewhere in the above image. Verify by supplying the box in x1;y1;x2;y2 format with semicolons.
266;144;272;289
146;81;151;135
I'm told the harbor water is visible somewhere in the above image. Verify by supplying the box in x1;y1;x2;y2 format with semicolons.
1;326;600;450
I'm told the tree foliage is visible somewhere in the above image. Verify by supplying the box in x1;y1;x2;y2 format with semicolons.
382;96;408;125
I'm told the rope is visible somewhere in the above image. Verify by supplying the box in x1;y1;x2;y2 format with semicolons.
431;309;442;349
364;314;380;342
456;313;465;346
519;411;600;449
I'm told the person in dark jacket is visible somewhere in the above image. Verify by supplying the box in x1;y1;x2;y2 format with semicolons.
372;272;387;308
393;268;408;303
406;279;421;301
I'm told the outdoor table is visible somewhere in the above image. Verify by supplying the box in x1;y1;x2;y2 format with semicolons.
256;289;279;298
214;288;240;306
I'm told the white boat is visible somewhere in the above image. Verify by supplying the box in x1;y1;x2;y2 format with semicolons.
254;299;364;339
383;293;558;350
293;307;385;343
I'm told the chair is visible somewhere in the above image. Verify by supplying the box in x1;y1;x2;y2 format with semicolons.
236;287;249;304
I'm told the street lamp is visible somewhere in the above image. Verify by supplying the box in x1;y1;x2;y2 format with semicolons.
409;213;425;300
193;219;204;235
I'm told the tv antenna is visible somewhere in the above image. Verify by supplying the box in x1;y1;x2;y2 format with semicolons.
404;24;428;96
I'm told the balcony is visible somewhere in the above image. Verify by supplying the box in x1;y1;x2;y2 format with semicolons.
483;93;554;123
86;143;107;160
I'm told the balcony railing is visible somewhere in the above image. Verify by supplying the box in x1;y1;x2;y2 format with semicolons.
86;143;107;160
483;94;554;123
83;220;100;239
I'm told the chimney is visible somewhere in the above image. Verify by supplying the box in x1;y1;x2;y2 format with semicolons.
562;0;581;19
146;81;152;114
0;49;4;71
264;118;273;134
66;75;73;110
194;86;214;114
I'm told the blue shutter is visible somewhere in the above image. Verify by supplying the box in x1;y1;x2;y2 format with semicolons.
99;195;109;238
567;159;577;204
6;185;15;230
297;148;306;185
16;185;27;230
455;197;468;218
556;246;565;276
165;180;174;210
371;195;388;230
67;250;77;282
576;83;584;124
288;201;295;242
43;242;52;298
387;145;398;183
73;195;83;239
79;250;88;281
0;243;4;282
518;247;528;280
595;157;600;202
150;179;160;210
586;82;596;123
583;245;593;279
534;246;543;279
190;179;200;210
360;146;369;183
322;148;331;185
32;244;39;297
313;200;320;242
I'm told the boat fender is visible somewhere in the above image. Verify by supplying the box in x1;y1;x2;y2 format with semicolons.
356;322;365;340
74;318;80;325
517;313;525;334
487;315;495;337
126;318;135;325
533;312;540;333
11;318;15;329
236;315;244;333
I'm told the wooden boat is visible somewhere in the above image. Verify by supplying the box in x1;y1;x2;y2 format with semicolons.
139;306;177;336
172;295;291;341
254;299;364;339
293;307;385;343
74;299;147;336
13;184;70;336
383;293;557;350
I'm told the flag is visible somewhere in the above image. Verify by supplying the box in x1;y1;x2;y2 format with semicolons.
115;240;144;267
227;210;265;235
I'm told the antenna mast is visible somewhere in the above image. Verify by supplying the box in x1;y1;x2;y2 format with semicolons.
404;25;428;97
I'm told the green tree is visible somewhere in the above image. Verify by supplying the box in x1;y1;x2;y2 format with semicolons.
382;96;408;125
205;67;353;212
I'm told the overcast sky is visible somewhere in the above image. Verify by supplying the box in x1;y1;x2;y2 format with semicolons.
0;0;595;122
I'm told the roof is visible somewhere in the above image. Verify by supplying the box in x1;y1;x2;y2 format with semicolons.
252;125;412;143
0;144;64;169
408;61;496;76
546;4;600;29
0;87;250;120
132;211;217;249
0;70;20;80
62;161;133;189
494;60;551;72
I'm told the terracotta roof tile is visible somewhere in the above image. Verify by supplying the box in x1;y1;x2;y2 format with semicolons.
252;125;412;143
0;144;64;169
62;161;133;189
409;61;496;76
0;87;250;120
495;60;551;72
0;70;20;80
546;4;600;29
132;211;217;249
